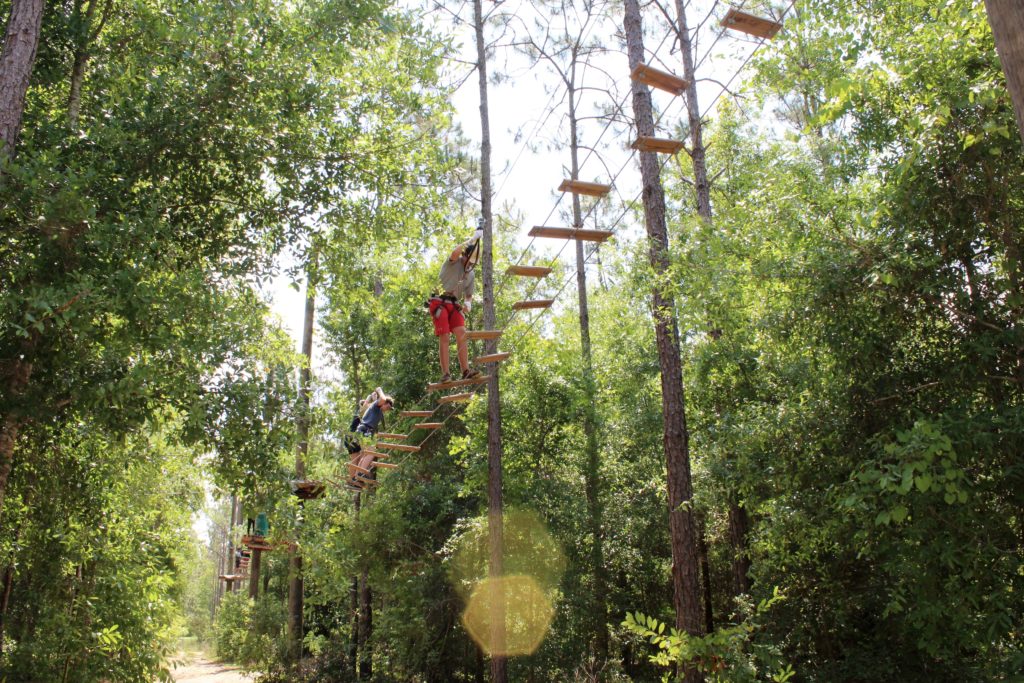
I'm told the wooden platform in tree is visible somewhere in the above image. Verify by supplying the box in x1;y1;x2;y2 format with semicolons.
528;226;613;243
630;64;689;95
377;442;421;452
414;422;443;430
721;7;782;39
290;480;326;500
475;352;510;364
438;392;474;404
632;136;686;154
427;375;490;392
242;535;274;551
466;329;503;341
507;265;552;278
375;432;406;440
400;410;435;418
512;299;554;310
558;179;612;197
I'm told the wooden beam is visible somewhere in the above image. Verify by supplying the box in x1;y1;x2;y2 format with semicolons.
438;392;474;404
528;226;613;243
374;462;400;469
630;63;689;95
721;7;782;39
466;329;503;341
377;442;421;452
475;352;510;364
413;422;443;430
427;374;491;392
631;136;686;154
358;449;389;459
347;464;373;475
375;432;407;440
512;299;554;310
400;410;434;418
558;179;611;197
506;265;552;278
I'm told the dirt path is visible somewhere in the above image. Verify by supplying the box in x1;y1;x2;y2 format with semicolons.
170;656;255;682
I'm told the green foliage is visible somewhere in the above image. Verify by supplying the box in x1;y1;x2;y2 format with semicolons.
214;592;285;670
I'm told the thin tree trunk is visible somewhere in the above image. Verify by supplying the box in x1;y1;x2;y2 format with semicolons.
0;0;44;157
985;1;1024;145
675;0;712;220
0;562;14;654
358;567;373;679
697;519;713;634
288;256;317;662
472;1;507;681
227;494;238;592
727;501;752;599
622;4;705;681
567;70;610;667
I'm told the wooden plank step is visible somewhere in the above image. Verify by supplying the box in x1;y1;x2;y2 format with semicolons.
374;462;399;469
438;392;474;404
358;449;389;459
512;299;554;310
507;265;552;278
347;464;373;475
721;7;782;39
528;226;613;243
377;442;421;452
475;352;510;364
375;432;406;440
558;179;611;198
414;422;443;430
466;329;503;341
630;64;689;95
632;136;685;154
427;375;490;392
400;410;434;418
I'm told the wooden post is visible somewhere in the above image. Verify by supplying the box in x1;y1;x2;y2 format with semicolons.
985;1;1024;145
472;1;506;679
622;2;706;678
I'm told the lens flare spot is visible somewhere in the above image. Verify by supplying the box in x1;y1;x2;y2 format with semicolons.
461;574;555;657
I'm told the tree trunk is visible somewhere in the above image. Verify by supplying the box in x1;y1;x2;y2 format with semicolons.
697;519;714;634
358;567;373;679
0;562;14;654
472;1;507;681
675;0;712;220
0;0;44;157
248;549;262;600
567;70;610;667
622;3;706;681
727;501;752;599
985;1;1024;145
288;257;317;662
227;494;238;592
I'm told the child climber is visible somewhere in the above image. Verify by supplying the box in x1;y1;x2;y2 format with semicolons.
343;387;394;489
427;222;484;384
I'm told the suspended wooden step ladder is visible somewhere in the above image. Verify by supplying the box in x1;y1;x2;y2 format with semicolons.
438;392;474;404
632;136;685;154
400;410;435;418
721;7;782;39
428;374;490;392
630;64;689;95
377;442;421;452
558;179;612;198
475;352;510;365
512;299;554;311
528;226;613;243
507;265;552;278
414;422;443;430
375;432;406;440
466;329;503;341
290;480;326;500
